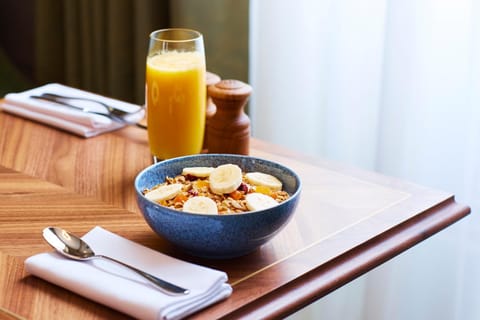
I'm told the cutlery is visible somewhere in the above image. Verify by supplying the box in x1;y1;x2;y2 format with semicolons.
30;94;147;129
42;227;189;296
35;93;143;117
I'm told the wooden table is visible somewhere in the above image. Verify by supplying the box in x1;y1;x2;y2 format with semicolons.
0;108;470;320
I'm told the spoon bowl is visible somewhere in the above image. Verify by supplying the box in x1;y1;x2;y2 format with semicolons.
42;227;189;295
43;227;95;260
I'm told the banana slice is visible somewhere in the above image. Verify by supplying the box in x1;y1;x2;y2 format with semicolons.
183;196;218;214
182;166;214;178
209;164;243;195
245;193;279;211
144;183;183;202
245;172;283;191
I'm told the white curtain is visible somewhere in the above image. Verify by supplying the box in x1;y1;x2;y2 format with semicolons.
249;0;480;319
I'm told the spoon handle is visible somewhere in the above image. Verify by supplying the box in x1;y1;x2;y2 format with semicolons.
97;255;190;296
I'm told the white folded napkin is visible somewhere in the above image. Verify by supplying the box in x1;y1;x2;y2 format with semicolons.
25;227;232;320
2;83;145;138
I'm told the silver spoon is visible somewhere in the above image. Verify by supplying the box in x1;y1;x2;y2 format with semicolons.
42;226;189;296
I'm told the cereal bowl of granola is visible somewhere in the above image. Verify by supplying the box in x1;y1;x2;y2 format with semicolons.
134;154;301;259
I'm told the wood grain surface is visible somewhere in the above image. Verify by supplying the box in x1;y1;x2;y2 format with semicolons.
0;109;470;319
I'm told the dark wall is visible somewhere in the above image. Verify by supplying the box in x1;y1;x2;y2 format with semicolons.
0;0;35;82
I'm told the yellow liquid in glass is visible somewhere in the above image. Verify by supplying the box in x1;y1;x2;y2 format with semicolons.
146;51;206;159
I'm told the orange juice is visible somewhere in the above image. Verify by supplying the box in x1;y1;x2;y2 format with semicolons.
146;51;206;159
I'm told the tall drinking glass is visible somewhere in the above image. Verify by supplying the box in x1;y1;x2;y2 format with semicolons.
146;29;206;161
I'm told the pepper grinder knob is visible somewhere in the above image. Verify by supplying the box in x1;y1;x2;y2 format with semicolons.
206;79;252;155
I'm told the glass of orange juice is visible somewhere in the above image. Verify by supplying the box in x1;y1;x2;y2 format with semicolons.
146;29;206;161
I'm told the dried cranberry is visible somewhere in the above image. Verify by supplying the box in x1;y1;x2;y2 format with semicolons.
188;189;199;197
184;174;198;181
237;182;249;193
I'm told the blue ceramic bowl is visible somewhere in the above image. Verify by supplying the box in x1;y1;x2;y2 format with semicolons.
134;154;302;259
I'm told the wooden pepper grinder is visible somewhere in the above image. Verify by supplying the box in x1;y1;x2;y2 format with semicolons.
206;79;252;155
203;71;221;151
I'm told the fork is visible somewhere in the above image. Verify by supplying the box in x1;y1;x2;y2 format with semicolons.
31;94;147;129
35;93;144;117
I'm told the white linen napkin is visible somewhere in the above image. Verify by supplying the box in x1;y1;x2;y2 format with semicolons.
25;227;232;320
1;83;145;138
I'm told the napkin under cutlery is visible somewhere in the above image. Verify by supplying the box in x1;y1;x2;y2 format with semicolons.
2;83;145;138
25;227;232;320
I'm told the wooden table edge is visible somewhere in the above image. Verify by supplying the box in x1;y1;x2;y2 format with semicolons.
0;306;26;320
210;197;470;319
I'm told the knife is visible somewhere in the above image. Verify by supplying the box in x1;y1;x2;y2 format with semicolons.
30;95;147;129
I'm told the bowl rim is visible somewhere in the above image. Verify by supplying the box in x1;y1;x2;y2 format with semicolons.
134;153;302;217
